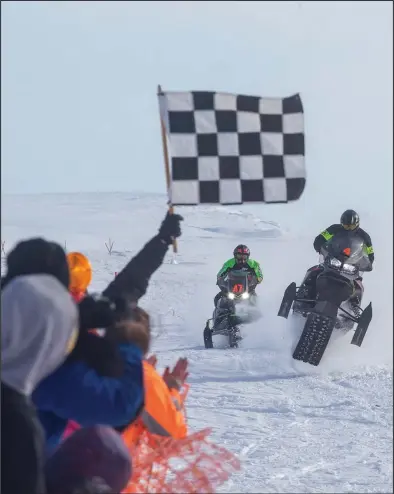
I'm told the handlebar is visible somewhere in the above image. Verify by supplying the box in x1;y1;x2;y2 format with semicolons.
217;273;257;291
319;253;373;275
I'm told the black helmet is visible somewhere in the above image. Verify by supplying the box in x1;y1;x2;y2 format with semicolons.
233;244;250;264
340;210;360;231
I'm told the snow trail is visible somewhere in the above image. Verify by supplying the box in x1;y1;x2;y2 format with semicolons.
2;192;392;493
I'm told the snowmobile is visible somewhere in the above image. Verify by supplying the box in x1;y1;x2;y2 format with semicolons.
278;231;373;366
203;270;258;349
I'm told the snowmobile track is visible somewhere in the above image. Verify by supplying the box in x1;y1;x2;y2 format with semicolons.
293;313;335;366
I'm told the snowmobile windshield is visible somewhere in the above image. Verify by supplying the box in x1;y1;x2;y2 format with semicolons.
322;231;371;271
226;270;249;295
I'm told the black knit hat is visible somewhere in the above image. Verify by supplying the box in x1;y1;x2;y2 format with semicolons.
1;237;69;290
45;426;132;493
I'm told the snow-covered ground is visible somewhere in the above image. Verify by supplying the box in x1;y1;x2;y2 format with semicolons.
1;192;392;493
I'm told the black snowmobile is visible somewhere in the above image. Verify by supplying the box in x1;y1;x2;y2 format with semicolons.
204;270;257;349
278;231;373;366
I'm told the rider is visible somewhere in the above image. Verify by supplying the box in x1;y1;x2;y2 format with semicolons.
313;210;374;264
214;245;263;306
302;209;374;309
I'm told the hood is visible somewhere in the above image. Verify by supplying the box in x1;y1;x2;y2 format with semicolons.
1;274;79;396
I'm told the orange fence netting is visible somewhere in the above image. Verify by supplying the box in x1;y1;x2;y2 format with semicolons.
123;428;241;493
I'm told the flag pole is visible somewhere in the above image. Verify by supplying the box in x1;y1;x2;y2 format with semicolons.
157;84;178;254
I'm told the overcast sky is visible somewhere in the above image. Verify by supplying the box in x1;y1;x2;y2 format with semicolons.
1;1;392;206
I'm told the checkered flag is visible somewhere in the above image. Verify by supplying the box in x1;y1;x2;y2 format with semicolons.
158;90;306;205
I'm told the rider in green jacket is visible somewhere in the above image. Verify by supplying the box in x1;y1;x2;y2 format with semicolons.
214;244;263;306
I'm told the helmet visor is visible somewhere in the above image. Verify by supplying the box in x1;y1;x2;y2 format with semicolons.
342;223;358;231
235;253;249;261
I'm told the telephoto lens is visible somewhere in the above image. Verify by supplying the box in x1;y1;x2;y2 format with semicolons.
78;295;117;331
110;296;138;323
78;294;139;332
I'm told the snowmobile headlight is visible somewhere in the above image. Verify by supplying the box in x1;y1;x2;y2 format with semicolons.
342;263;356;274
329;257;341;268
241;292;249;299
228;292;235;300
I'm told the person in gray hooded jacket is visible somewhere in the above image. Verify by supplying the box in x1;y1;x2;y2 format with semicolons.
1;274;79;494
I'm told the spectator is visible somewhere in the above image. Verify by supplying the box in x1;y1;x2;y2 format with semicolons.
33;302;149;453
116;320;189;446
1;274;79;494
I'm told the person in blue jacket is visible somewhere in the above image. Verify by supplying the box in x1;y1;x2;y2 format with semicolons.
33;307;149;453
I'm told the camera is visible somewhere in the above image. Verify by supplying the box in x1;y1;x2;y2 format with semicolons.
78;294;137;331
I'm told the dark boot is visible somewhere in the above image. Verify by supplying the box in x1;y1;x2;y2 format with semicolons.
294;268;320;314
305;268;323;299
213;291;223;307
349;278;363;318
349;295;362;318
249;289;257;305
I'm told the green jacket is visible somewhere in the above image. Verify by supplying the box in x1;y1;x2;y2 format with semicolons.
217;258;263;283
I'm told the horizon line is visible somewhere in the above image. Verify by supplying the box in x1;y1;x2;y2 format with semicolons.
1;190;168;197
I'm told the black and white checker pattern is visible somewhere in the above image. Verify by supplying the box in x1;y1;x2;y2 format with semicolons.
159;90;306;205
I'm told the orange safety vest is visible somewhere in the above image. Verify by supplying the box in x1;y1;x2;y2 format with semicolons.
122;360;188;449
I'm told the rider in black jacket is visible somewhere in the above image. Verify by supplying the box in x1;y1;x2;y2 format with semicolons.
301;210;374;310
313;210;374;265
